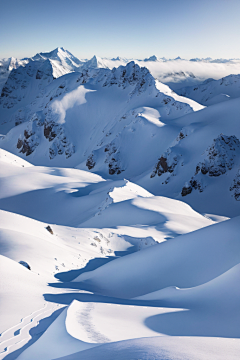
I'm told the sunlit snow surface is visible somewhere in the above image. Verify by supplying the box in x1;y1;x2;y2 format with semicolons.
0;51;240;360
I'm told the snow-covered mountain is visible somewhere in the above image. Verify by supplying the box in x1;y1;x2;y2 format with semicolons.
140;98;240;217
177;74;240;105
0;57;29;93
1;48;240;360
0;62;203;171
0;47;83;94
1;56;240;217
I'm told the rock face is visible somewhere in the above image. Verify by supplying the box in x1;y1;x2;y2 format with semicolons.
150;128;191;182
230;169;240;201
16;113;75;159
19;261;31;270
194;134;240;177
181;134;240;197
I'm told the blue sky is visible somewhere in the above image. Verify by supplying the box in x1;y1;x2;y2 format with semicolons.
1;0;240;59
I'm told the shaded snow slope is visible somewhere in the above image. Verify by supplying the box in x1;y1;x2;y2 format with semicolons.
17;216;240;360
177;74;240;105
55;336;240;360
75;216;240;298
139;97;240;217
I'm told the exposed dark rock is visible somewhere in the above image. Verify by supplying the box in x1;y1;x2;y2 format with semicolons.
46;225;53;234
17;139;23;149
19;261;31;270
181;134;240;197
44;124;57;141
181;185;192;197
230;169;240;201
195;134;240;177
86;154;96;170
151;153;180;178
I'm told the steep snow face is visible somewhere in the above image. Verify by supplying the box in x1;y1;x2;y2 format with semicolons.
139;98;240;217
0;62;203;178
0;48;84;134
177;74;240;105
32;47;83;66
31;47;84;76
0;57;29;92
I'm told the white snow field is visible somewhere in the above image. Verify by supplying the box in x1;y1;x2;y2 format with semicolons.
0;49;240;360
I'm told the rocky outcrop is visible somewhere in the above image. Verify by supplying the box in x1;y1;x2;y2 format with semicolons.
194;134;240;177
19;261;31;270
104;143;124;175
181;134;240;197
151;152;180;180
77;62;156;98
16;112;74;159
230;169;240;201
86;154;96;170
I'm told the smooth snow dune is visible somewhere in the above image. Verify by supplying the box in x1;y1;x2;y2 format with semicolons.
65;300;178;343
16;307;96;360
54;336;240;360
134;264;240;337
75;216;240;298
79;195;214;238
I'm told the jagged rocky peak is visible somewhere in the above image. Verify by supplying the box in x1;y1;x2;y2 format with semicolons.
0;59;54;109
181;134;240;197
32;47;82;66
82;55;108;69
102;61;155;91
77;61;155;94
144;55;159;62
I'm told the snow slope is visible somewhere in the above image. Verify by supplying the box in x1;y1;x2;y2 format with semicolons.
177;74;240;105
75;216;240;298
1;48;240;360
138;97;240;217
55;337;240;360
16;216;240;360
0;150;218;359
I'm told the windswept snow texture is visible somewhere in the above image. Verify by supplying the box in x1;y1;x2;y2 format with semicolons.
1;48;240;360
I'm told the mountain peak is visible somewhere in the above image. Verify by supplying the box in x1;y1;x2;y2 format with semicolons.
144;55;159;62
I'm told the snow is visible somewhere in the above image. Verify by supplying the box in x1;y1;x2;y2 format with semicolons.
54;337;240;360
177;74;240;105
0;47;240;360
